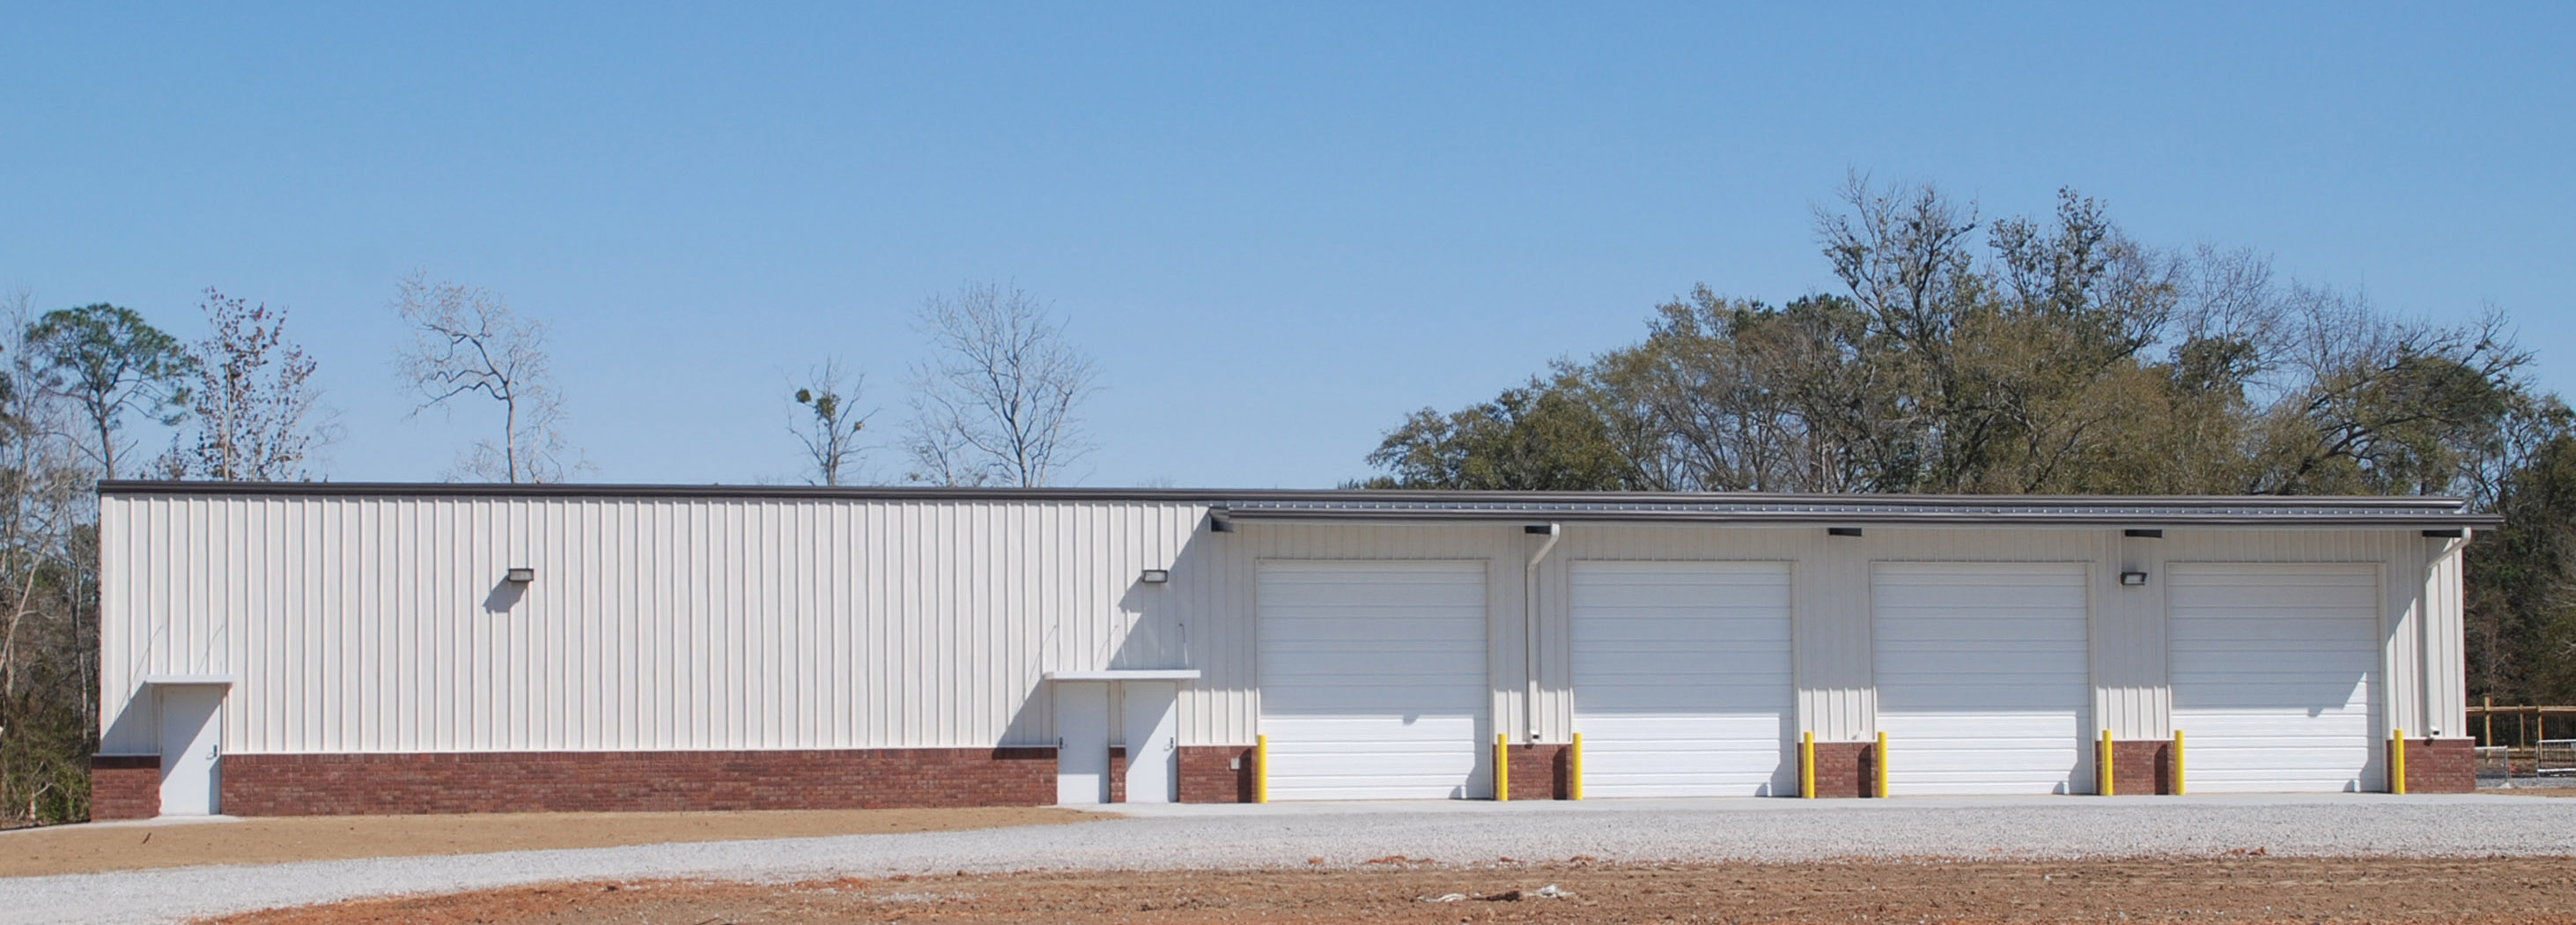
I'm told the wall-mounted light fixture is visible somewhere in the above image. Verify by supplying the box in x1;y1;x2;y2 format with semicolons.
506;566;535;584
1140;569;1170;584
2120;571;2149;587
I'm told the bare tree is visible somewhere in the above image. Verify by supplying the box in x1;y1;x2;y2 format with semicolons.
162;289;336;481
903;282;1099;487
392;273;578;483
790;359;872;485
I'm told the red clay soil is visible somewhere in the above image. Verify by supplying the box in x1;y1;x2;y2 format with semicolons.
200;856;2576;924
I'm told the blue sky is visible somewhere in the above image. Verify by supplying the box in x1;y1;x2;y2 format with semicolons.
3;4;2569;487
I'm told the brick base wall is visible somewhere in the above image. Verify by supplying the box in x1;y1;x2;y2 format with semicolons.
89;755;160;820
1808;741;1878;798
2111;740;2174;795
1508;744;1568;800
1108;747;1127;803
217;747;1054;816
2403;737;2475;794
1178;745;1254;803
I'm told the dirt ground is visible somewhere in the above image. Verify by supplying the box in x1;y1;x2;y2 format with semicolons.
200;857;2576;925
0;807;1093;877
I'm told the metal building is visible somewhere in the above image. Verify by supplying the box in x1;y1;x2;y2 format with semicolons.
92;483;2490;818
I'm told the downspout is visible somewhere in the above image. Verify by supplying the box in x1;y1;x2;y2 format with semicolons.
1524;523;1561;743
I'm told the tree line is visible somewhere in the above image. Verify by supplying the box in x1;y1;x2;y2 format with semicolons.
1362;178;2576;714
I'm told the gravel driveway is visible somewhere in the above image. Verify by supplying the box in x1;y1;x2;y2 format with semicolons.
9;794;2572;925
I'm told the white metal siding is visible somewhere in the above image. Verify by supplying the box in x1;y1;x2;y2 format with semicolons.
1569;561;1793;796
2170;564;2379;793
1256;561;1490;800
1872;562;2092;796
99;496;1212;755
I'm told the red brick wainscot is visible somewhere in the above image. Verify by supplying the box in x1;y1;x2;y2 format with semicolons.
2403;737;2475;794
1803;741;1879;798
2111;740;2175;795
89;754;161;820
217;747;1054;816
1177;745;1256;803
1509;744;1570;800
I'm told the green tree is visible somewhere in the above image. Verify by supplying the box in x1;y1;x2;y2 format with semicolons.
2467;426;2576;708
24;305;195;481
1365;375;1628;491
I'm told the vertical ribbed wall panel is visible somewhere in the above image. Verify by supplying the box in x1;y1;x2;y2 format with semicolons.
2424;537;2468;737
98;495;1221;755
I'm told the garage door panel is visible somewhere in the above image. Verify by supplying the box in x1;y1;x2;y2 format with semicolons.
1583;679;1790;700
1572;561;1794;798
1874;563;2090;796
1258;651;1486;675
1877;621;2088;643
2173;619;2381;642
1261;715;1482;743
1258;561;1489;801
2173;677;2371;712
2169;564;2377;794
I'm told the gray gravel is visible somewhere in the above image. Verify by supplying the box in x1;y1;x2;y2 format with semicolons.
6;794;2572;925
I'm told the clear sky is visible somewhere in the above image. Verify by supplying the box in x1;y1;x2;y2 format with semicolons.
3;4;2569;488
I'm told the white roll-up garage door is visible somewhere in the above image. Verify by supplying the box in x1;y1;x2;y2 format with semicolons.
1872;562;2091;796
1571;561;1794;797
2169;564;2380;793
1257;561;1490;800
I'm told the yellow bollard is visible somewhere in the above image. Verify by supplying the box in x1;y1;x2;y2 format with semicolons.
2391;729;2407;795
1874;731;1889;798
2098;729;2115;796
1801;731;1816;799
1495;733;1510;801
2173;730;2186;796
1570;733;1584;801
1255;735;1268;804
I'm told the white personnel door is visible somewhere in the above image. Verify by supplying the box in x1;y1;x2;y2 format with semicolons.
2169;564;2380;793
1571;561;1795;797
1258;561;1489;801
157;684;225;816
1121;681;1179;803
1055;681;1110;805
1872;562;2091;796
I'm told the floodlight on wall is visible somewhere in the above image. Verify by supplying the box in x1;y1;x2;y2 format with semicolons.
1140;569;1170;584
506;566;535;584
2120;571;2149;587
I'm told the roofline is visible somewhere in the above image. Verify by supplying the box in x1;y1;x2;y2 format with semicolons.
93;481;2501;527
1213;510;2499;528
